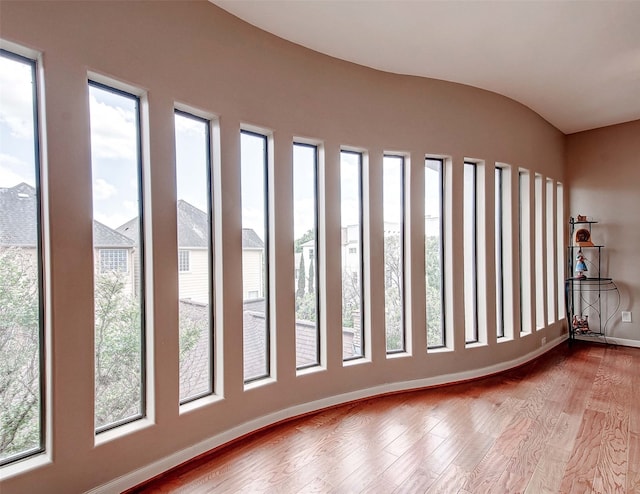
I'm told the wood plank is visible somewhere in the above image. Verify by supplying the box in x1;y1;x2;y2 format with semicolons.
627;431;640;494
559;408;606;493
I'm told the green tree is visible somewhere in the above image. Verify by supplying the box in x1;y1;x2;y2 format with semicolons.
426;235;443;346
94;272;143;428
308;257;315;295
384;234;403;351
297;254;306;299
0;248;41;461
295;292;317;323
0;249;202;458
294;229;314;253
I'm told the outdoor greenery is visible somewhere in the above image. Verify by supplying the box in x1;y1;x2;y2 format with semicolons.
0;249;41;462
384;234;403;351
426;235;444;346
0;248;202;460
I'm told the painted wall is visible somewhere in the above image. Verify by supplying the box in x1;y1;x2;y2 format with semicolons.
566;120;640;343
0;1;567;492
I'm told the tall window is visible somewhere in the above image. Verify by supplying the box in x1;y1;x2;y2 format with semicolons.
293;143;320;369
425;158;444;348
241;130;269;382
556;183;565;320
0;50;44;465
546;178;556;324
341;151;364;360
519;170;532;334
495;167;505;338
383;155;405;353
534;174;545;329
175;111;213;403
463;162;478;343
89;81;145;432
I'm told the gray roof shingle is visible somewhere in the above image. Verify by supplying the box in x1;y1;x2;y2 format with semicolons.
1;183;133;248
117;200;264;250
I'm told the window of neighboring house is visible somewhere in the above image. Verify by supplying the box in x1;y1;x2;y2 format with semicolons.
178;249;190;272
89;80;145;433
241;130;270;383
0;49;45;466
495;167;505;338
519;170;532;334
383;155;405;354
293;142;320;369
174;110;213;403
99;248;129;273
425;158;445;348
341;150;364;360
464;162;478;344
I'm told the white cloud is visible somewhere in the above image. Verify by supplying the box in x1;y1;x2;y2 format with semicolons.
175;113;206;137
0;57;35;140
93;178;117;200
95;211;133;231
89;94;137;162
0;153;35;187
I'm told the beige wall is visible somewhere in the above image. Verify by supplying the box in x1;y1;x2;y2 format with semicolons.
566;120;640;342
0;1;569;492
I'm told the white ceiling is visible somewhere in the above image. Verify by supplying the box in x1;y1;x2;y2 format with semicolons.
211;0;640;134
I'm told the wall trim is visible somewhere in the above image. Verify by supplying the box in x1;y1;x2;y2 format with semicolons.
574;335;640;348
90;334;568;493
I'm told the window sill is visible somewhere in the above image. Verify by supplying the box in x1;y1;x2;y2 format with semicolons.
0;453;51;481
94;417;154;447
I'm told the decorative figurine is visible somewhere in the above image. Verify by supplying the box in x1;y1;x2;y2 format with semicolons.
575;250;588;279
572;314;590;334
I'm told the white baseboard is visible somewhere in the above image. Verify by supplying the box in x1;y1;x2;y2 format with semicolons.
88;334;568;494
573;333;640;348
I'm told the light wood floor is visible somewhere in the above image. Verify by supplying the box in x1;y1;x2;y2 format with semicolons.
131;341;640;493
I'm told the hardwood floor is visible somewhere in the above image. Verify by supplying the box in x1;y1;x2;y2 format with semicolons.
131;341;640;493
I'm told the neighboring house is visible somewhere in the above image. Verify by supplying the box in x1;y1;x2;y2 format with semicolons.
241;227;264;300
175;200;212;304
118;201;265;303
0;183;135;288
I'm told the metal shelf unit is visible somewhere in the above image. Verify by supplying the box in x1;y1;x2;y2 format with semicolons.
565;219;619;341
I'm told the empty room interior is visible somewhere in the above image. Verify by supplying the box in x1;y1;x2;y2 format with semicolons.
1;1;639;493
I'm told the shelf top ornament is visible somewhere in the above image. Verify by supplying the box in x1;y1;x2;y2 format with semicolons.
571;214;595;246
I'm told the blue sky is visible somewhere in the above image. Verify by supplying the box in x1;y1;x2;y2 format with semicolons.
0;54;37;189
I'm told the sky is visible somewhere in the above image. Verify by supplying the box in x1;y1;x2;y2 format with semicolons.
0;54;37;189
